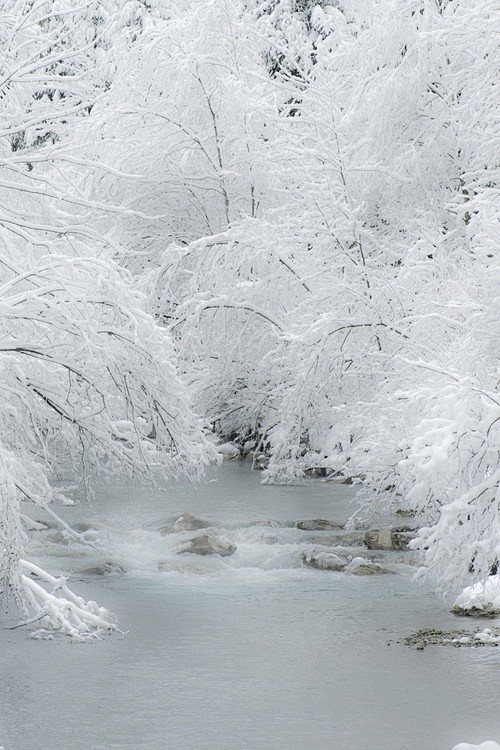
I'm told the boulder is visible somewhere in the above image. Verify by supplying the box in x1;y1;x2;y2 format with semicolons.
345;557;393;575
176;533;236;557
296;519;344;531
301;550;347;571
364;528;414;551
173;512;211;532
79;560;126;576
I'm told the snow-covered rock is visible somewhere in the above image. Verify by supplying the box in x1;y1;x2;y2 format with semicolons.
242;439;256;455
173;512;211;532
301;550;347;571
217;442;241;460
176;533;236;557
473;628;500;644
452;575;500;617
253;453;269;470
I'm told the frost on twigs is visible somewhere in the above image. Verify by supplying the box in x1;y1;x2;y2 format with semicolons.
0;250;214;643
1;460;116;641
18;561;117;643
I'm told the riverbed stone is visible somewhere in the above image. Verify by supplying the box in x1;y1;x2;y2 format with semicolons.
364;528;414;551
401;626;500;649
173;512;211;532
79;560;126;576
296;519;344;531
345;557;393;575
176;533;236;557
301;550;347;571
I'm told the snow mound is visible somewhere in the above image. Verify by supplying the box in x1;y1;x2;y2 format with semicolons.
452;743;500;750
453;575;500;616
217;442;241;458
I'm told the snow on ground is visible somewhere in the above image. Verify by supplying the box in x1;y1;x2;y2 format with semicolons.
452;743;500;750
453;575;500;614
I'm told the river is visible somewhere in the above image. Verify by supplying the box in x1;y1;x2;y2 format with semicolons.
1;462;498;749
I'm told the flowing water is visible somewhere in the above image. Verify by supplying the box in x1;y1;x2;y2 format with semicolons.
1;462;498;750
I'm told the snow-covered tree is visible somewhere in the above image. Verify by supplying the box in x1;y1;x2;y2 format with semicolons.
7;0;495;600
0;0;215;639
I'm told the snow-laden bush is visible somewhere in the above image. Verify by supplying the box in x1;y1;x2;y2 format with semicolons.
453;576;500;617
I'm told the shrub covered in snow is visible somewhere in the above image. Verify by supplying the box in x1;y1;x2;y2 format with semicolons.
453;576;500;617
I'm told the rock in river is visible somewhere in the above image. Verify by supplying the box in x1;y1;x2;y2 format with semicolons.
173;512;211;532
79;560;126;576
364;528;414;551
301;550;347;571
296;519;344;531
176;533;236;557
345;557;394;575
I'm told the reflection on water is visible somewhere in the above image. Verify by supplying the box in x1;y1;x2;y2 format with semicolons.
1;463;498;750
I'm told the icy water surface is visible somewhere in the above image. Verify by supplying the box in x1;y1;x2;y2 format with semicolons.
1;462;499;750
